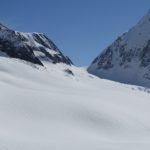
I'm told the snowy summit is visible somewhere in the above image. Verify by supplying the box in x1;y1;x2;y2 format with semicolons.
88;10;150;88
0;24;73;66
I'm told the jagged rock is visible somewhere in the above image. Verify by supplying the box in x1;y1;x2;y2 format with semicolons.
0;24;73;66
64;69;74;76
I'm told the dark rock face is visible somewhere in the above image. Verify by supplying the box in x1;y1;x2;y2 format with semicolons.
0;24;73;66
96;47;114;70
64;69;74;76
140;40;150;67
0;37;43;66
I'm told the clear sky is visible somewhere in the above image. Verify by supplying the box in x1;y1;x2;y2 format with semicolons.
0;0;150;66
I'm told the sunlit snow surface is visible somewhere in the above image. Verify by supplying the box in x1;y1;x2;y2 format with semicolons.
0;57;150;150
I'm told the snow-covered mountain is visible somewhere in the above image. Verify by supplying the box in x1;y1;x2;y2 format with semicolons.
88;10;150;88
0;23;72;66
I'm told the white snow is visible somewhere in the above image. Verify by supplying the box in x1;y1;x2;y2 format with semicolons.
0;57;150;150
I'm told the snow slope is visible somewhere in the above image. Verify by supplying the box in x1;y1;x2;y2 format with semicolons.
0;56;150;150
88;10;150;88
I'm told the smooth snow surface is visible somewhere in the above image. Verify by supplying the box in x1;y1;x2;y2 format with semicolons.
0;57;150;150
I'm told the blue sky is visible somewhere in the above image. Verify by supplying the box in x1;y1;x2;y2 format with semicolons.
0;0;150;66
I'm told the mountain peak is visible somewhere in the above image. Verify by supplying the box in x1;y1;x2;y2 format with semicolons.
88;10;150;88
0;23;73;66
137;10;150;26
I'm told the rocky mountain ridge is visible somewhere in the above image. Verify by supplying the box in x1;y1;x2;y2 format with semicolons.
0;24;73;66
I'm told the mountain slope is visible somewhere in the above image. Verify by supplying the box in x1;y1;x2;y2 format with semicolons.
88;10;150;88
0;56;150;150
0;23;72;66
